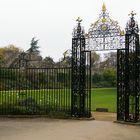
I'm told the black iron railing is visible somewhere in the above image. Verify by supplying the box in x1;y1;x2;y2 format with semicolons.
0;67;71;116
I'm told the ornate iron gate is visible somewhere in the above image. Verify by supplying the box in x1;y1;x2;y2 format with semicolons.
0;7;140;120
117;13;140;122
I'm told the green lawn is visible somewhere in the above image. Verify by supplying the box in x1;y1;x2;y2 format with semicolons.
0;89;71;107
0;88;117;113
91;88;117;112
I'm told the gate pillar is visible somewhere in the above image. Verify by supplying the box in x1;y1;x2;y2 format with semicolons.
117;12;140;122
71;18;91;117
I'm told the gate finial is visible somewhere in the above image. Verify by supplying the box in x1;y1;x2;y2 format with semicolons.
76;17;82;23
72;17;85;38
126;11;139;34
102;3;106;12
129;11;136;18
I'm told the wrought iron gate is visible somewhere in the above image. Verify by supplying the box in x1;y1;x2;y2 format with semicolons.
1;10;140;120
117;13;140;122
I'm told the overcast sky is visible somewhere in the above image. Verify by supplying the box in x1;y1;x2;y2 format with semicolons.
0;0;140;61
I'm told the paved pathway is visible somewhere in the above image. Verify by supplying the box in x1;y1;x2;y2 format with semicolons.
0;117;140;140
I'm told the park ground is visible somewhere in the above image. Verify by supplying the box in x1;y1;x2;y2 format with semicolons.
0;88;140;140
0;112;140;140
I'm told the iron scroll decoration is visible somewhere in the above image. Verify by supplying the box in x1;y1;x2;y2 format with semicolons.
63;3;125;58
86;3;125;51
125;11;139;34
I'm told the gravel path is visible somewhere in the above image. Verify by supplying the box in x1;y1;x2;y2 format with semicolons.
0;116;140;140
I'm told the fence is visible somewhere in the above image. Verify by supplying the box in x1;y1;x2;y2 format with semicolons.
0;67;71;116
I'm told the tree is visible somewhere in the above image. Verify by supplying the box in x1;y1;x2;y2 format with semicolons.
103;52;117;68
0;45;22;67
25;37;42;67
91;51;100;67
27;37;40;54
103;68;117;87
60;56;71;67
41;56;55;67
0;48;4;60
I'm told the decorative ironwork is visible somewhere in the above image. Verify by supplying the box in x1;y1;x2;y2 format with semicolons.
72;17;85;38
86;3;125;51
117;49;126;121
126;11;139;34
117;12;140;122
71;18;91;117
1;4;140;121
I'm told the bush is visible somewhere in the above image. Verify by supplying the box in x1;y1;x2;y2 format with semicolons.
92;68;117;88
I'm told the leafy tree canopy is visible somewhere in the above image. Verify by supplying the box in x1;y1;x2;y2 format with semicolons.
27;37;40;54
